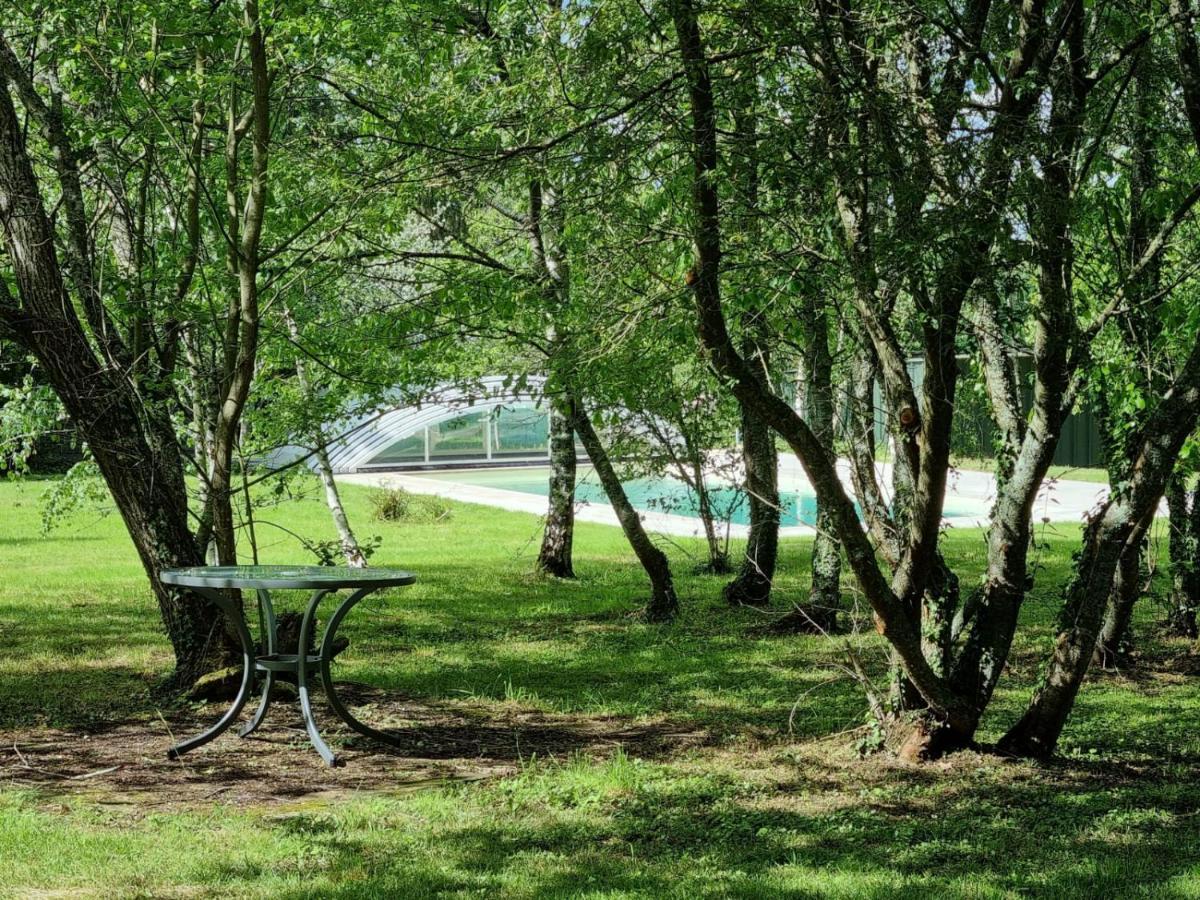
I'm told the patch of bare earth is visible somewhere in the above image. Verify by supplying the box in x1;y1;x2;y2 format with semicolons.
0;684;709;812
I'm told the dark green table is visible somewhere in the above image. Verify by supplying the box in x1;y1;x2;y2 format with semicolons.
160;565;417;766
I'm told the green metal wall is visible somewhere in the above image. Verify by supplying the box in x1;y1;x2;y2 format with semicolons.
872;356;1103;469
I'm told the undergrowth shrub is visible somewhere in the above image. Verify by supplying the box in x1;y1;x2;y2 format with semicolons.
370;487;453;523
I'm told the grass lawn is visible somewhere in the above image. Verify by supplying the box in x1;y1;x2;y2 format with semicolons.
949;456;1112;485
1;475;1199;898
866;445;1112;485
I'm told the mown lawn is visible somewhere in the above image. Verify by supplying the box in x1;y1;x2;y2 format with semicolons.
1;475;1199;898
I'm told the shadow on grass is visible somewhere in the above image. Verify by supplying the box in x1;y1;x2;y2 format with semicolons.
206;749;1200;898
0;664;154;731
0;685;712;810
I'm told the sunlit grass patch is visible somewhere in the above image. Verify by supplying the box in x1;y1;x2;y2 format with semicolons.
2;477;1199;897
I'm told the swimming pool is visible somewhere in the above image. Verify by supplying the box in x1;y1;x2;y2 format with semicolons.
409;466;982;528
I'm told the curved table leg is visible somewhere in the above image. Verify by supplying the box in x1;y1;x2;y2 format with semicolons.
318;588;405;748
297;589;338;766
168;587;255;760
239;588;277;738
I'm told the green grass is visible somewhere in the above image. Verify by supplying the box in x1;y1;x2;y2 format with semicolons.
1;475;1199;898
867;446;1111;484
949;455;1111;485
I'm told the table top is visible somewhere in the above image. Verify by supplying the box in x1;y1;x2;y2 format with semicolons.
161;565;417;590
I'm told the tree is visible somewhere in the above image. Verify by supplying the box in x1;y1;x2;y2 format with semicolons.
667;0;1200;759
282;303;367;567
721;50;782;607
0;0;336;686
0;6;249;684
317;1;689;613
1165;469;1200;637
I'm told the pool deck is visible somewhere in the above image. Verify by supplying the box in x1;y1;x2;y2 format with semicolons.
338;456;1131;539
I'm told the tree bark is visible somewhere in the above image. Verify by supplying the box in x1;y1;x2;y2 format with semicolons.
999;511;1143;758
314;442;366;567
537;395;577;578
283;305;366;567
845;338;900;562
1000;341;1200;758
1093;520;1151;668
185;325;220;563
1166;477;1200;637
209;0;271;567
570;399;678;621
724;380;779;605
0;71;232;685
802;293;842;613
527;169;579;580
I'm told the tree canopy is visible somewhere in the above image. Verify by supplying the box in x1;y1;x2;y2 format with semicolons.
4;0;1200;762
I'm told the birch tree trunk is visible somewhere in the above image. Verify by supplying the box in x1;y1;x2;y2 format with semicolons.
527;172;579;580
537;395;577;577
314;443;366;567
283;306;366;567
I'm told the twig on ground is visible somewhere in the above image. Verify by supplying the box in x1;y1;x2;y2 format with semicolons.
11;743;121;780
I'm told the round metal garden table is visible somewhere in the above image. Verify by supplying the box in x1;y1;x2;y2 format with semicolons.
160;565;417;767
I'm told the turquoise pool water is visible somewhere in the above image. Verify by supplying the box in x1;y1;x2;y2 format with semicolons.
411;466;979;528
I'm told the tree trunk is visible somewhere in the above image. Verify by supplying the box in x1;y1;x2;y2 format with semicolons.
315;441;367;567
184;327;219;563
808;509;841;609
570;400;678;621
0;78;234;686
1000;341;1200;759
1166;478;1200;637
670;0;971;731
724;401;779;605
999;510;1144;758
803;293;841;613
209;0;271;569
691;457;730;574
1089;52;1162;668
536;396;577;577
284;305;366;567
845;341;900;560
1093;524;1150;668
722;54;779;604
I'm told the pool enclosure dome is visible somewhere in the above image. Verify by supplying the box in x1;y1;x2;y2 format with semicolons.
274;376;571;474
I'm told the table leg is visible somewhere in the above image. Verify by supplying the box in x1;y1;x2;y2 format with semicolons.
239;588;277;738
167;587;255;760
318;588;406;748
297;588;338;766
